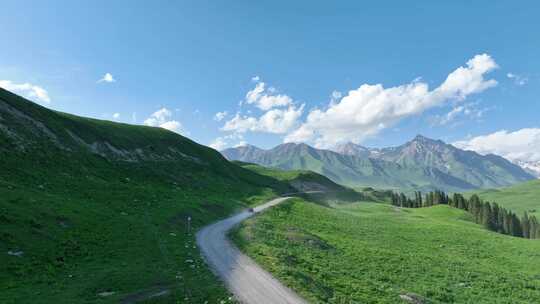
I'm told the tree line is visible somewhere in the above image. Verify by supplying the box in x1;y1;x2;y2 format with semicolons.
391;190;539;239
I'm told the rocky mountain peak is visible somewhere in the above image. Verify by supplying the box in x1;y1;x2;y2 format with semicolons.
411;134;441;145
404;135;448;152
273;142;312;153
334;142;371;156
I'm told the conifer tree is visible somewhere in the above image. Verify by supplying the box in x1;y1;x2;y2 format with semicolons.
522;212;530;239
434;191;441;205
400;193;407;208
530;216;538;239
491;203;501;232
481;202;494;230
469;195;481;222
391;192;399;206
510;213;523;237
502;209;510;235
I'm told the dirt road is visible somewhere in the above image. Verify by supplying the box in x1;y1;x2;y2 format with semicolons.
196;197;308;304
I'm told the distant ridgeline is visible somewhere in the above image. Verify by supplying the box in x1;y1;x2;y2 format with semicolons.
391;190;540;239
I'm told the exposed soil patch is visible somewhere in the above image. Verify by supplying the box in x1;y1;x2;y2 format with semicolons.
399;293;428;304
120;284;172;304
285;227;334;250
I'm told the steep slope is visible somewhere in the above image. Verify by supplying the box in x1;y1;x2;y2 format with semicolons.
333;142;372;157
219;144;266;161
222;137;534;192
514;160;540;178
0;88;293;303
372;135;533;189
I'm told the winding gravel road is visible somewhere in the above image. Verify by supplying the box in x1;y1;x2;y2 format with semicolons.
196;197;308;304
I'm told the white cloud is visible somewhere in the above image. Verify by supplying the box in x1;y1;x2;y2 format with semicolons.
257;94;293;111
234;140;248;148
438;106;466;125
0;80;51;104
144;108;187;135
222;105;304;134
285;54;498;148
429;102;489;126
144;108;171;126
209;137;227;150
506;72;528;86
219;77;304;136
222;115;257;133
453;128;540;165
214;111;228;121
244;80;293;110
159;120;184;133
98;73;115;83
251;75;260;82
112;113;120;120
209;133;245;150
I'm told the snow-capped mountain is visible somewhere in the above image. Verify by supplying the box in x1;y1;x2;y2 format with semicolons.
514;160;540;178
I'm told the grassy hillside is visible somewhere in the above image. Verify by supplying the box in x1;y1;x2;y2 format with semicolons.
469;179;540;217
232;199;540;303
0;88;293;303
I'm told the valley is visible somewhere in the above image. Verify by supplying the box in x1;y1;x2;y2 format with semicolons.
3;3;540;303
1;88;539;304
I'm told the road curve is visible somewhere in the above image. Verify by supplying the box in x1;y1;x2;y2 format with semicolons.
196;197;308;304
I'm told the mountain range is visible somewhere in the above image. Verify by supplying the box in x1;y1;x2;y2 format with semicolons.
514;160;540;178
221;136;535;192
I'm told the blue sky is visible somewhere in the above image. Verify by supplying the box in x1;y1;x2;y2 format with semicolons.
1;1;539;160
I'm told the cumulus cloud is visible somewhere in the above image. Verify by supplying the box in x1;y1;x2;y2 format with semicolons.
214;111;228;121
222;105;304;134
209;137;227;150
234;140;248;148
144;108;187;135
218;77;303;138
244;80;293;110
507;73;528;86
98;73;115;83
285;54;498;148
453;128;540;164
159;121;183;133
0;80;51;104
112;113;120;120
209;133;245;150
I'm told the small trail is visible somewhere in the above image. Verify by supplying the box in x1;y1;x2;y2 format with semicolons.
196;197;309;304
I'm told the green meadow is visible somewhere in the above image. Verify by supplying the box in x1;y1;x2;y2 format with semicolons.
0;150;286;304
232;199;540;303
470;179;540;217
